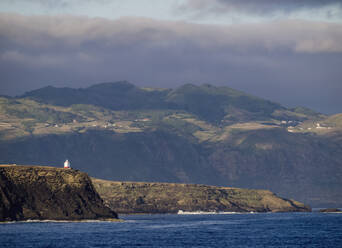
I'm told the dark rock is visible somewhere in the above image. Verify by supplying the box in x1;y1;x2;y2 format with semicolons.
0;165;118;222
319;208;342;213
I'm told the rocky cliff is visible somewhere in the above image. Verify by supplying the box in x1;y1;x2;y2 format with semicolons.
92;179;311;213
0;165;118;222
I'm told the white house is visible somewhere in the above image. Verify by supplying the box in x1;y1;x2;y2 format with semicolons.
64;159;71;169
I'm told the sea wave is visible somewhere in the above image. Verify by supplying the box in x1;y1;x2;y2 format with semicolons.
177;210;255;215
0;219;123;224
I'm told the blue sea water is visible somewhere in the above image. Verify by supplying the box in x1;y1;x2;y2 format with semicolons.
1;212;342;248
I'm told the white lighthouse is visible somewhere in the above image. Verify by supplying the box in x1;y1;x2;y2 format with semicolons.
64;159;71;169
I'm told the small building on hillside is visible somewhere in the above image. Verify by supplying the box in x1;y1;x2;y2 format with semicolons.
64;159;71;169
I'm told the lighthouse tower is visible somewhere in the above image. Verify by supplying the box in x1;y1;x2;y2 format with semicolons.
64;159;71;169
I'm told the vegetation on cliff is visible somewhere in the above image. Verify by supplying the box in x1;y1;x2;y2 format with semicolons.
92;179;310;214
0;165;118;222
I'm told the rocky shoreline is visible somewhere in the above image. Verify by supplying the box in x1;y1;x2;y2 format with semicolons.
318;208;342;213
0;164;311;222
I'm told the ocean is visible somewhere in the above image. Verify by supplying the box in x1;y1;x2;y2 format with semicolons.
1;212;341;247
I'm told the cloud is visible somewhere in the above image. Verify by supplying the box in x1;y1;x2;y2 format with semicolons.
0;13;341;113
177;0;342;16
1;13;341;54
0;0;111;9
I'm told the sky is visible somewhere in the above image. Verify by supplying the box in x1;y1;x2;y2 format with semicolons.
0;0;342;114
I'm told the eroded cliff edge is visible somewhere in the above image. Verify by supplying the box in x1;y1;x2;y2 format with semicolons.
93;179;311;213
0;165;118;222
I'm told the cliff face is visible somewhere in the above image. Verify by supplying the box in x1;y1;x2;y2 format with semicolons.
2;129;341;208
92;179;311;214
0;165;118;221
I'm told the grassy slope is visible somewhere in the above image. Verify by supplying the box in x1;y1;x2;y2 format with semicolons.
22;82;288;124
92;178;310;213
165;84;284;123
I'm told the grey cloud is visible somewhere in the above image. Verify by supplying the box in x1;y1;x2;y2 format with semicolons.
1;14;341;54
0;0;111;9
178;0;342;16
0;13;341;114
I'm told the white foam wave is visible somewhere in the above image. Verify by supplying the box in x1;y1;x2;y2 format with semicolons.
177;210;256;215
1;219;122;224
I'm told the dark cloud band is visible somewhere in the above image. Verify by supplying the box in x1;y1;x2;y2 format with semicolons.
0;13;341;114
179;0;342;15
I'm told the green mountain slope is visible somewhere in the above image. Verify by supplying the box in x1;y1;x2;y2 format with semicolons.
23;81;173;110
22;82;289;124
166;84;284;123
1;82;341;207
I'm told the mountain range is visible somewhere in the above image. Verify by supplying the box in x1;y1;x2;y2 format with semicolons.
0;81;341;207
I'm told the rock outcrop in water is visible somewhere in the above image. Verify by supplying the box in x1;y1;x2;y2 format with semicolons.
0;165;118;222
92;179;311;214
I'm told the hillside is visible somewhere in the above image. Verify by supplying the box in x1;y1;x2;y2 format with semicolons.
22;82;173;111
92;178;310;213
0;82;341;207
21;81;300;124
0;165;118;222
